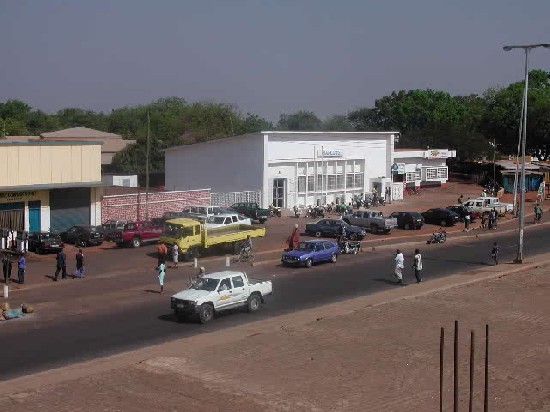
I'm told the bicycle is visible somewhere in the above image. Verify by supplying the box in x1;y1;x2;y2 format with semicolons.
233;247;255;264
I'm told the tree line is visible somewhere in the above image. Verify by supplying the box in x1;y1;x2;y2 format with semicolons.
1;69;549;173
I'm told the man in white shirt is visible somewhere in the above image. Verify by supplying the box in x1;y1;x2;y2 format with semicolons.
413;248;422;283
394;249;404;284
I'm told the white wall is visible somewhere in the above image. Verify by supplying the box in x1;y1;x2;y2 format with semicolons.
102;175;138;187
165;133;265;193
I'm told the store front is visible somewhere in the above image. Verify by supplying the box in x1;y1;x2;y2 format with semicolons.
393;148;456;189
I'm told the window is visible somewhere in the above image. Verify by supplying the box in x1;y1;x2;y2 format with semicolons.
328;175;336;190
231;216;238;223
346;174;354;188
232;276;244;288
307;176;315;191
336;175;344;189
415;170;421;180
317;175;324;190
323;242;333;249
354;173;364;188
218;278;232;291
437;167;448;179
297;176;306;193
425;168;437;180
405;172;416;182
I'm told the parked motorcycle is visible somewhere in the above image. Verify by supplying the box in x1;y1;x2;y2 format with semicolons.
293;205;301;218
269;205;282;218
427;230;447;244
338;238;361;254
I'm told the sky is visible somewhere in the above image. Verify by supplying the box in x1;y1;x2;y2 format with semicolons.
1;0;549;121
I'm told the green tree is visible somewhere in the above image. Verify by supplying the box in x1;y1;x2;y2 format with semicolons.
323;115;353;131
277;110;323;131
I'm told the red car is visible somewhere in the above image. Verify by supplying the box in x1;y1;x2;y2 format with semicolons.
112;221;163;248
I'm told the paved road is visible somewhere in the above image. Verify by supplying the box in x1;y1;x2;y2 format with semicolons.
1;225;548;380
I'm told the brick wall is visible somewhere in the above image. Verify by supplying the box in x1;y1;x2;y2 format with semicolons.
101;189;210;223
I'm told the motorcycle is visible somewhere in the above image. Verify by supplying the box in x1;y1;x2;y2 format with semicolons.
338;237;361;254
427;230;447;244
293;205;301;218
269;205;282;218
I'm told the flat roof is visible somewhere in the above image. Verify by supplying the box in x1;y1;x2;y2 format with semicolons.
0;141;103;146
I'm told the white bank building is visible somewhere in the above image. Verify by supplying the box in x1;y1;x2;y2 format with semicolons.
165;131;403;209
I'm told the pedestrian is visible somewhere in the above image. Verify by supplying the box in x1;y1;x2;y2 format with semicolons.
54;249;67;281
156;241;167;267
491;242;499;265
17;253;25;284
481;212;488;229
464;214;470;231
158;261;166;294
286;224;300;250
197;266;206;278
458;194;464;204
412;248;422;283
74;248;85;278
491;208;498;229
394;249;404;284
171;243;179;268
2;253;12;284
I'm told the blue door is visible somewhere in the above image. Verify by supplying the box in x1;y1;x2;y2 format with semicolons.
28;201;41;232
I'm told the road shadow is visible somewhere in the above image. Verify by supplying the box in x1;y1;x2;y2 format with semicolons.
422;257;493;266
143;289;161;294
372;277;405;286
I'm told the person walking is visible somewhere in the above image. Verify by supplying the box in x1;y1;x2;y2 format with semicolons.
17;253;25;284
286;224;300;250
158;261;166;294
171;243;179;268
412;249;422;283
2;253;12;284
458;194;464;204
464;214;471;231
157;241;168;267
74;249;85;278
534;203;543;223
54;249;67;281
491;242;499;265
394;249;404;284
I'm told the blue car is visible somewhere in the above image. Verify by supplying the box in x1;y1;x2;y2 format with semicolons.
281;240;339;268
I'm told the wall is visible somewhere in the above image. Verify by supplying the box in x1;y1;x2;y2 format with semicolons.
101;189;210;222
0;143;102;189
101;175;138;187
165;134;264;193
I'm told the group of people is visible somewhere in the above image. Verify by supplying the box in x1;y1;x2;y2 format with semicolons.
393;249;423;285
53;248;85;281
2;253;25;284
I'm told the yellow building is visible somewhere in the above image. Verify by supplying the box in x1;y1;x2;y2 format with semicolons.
0;141;102;233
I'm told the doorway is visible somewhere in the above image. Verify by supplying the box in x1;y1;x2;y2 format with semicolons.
272;179;286;208
28;200;41;232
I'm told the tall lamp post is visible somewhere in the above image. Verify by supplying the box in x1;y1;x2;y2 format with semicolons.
503;43;550;263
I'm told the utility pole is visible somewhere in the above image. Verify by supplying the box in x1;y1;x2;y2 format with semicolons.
145;112;151;222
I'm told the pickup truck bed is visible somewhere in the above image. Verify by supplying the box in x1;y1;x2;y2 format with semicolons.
204;224;265;248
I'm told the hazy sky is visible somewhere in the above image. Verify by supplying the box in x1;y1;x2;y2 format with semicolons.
1;0;549;121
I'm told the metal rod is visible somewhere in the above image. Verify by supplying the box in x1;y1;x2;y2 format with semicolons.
454;320;459;412
512;98;524;216
469;330;475;412
145;111;151;222
484;324;489;412
440;327;444;412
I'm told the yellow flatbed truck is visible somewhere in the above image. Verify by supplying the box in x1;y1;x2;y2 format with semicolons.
159;218;266;261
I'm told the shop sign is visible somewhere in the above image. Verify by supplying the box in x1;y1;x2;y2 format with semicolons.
317;149;343;157
425;150;450;159
0;191;37;202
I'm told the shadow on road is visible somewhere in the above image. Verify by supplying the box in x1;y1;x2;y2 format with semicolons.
423;257;493;266
372;277;402;285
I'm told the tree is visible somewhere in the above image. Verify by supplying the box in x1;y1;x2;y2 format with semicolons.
323;115;353;131
56;108;108;130
277;111;323;131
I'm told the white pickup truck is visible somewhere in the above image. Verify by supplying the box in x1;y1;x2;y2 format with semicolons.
342;210;397;234
463;197;512;215
171;271;272;323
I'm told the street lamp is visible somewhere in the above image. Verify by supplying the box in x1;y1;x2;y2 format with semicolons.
503;43;550;263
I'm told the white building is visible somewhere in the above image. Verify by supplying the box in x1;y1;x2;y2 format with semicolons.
393;148;456;188
165;131;401;208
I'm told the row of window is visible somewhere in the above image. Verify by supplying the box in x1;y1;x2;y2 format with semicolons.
405;167;448;182
297;173;364;193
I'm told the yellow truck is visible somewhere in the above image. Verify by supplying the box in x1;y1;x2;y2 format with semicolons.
159;218;266;261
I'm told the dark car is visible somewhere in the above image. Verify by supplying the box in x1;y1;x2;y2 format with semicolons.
389;212;424;230
281;240;339;268
421;208;460;227
60;225;104;247
305;219;367;240
446;205;480;221
100;220;128;241
28;232;63;254
229;202;270;224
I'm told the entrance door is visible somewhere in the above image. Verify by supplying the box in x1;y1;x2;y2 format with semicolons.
28;201;41;232
49;188;91;232
272;179;286;208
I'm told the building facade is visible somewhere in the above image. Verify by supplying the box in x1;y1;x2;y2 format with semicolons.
393;148;456;188
165;131;399;208
0;141;103;234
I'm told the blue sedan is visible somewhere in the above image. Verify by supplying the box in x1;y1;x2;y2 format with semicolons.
281;240;339;268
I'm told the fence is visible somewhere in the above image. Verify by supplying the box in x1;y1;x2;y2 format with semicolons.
210;191;262;207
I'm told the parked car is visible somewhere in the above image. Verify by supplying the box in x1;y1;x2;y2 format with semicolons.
463;198;507;215
60;225;104;247
181;205;223;222
281;240;339;268
389;212;424;230
112;221;163;248
229;202;270;224
100;220;128;241
28;232;63;254
421;208;460;227
305;219;366;240
205;213;252;229
342;209;397;234
446;205;480;221
171;270;272;323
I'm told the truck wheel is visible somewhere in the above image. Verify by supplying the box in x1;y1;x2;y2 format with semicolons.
259;218;267;224
305;258;313;268
349;233;358;241
247;294;261;313
198;303;214;324
315;231;322;238
330;253;337;263
132;237;141;248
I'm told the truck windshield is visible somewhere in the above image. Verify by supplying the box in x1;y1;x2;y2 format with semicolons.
163;224;193;238
192;278;219;291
